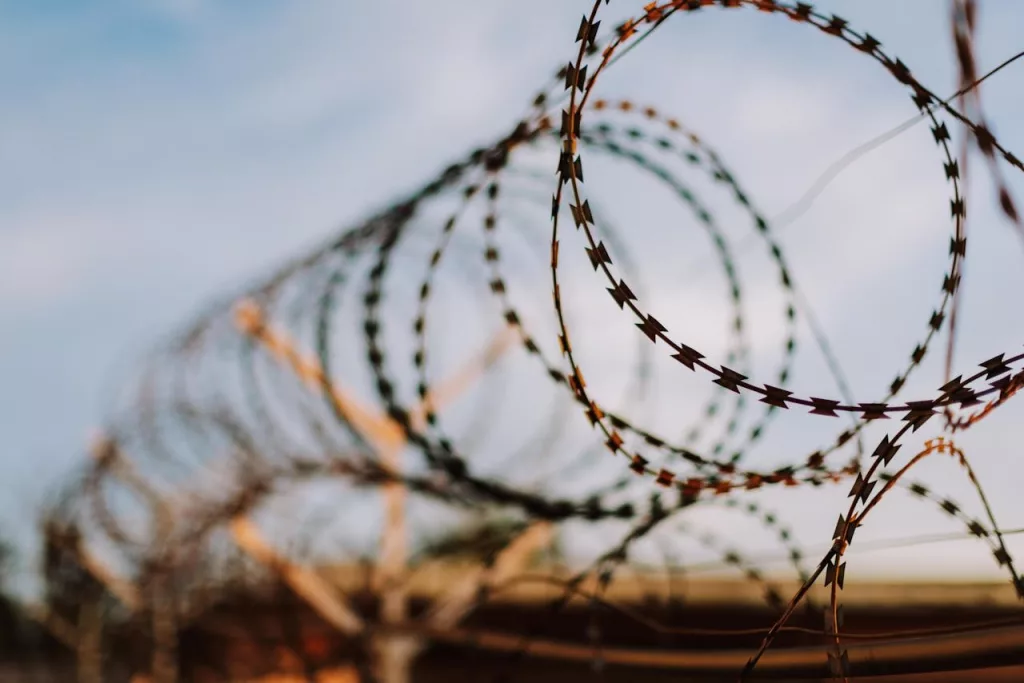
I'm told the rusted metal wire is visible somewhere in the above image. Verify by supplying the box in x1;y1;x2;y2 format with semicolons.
14;1;1024;681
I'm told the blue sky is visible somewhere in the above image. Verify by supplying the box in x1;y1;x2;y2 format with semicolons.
2;0;1024;597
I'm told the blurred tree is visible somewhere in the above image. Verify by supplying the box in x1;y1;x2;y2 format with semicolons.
0;531;21;656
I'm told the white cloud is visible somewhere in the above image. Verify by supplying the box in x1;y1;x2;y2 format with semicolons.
1;0;1023;593
0;227;91;310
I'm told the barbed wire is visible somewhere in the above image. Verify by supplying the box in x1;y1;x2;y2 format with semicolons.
6;1;1024;681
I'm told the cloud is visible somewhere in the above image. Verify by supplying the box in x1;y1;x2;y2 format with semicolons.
0;223;93;311
1;0;1023;595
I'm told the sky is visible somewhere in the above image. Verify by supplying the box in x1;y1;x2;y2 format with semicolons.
2;0;1024;599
